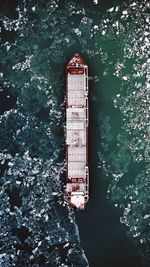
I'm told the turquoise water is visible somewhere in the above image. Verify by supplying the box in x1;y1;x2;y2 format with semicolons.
0;0;149;266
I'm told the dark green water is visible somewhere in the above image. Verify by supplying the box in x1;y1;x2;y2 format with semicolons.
76;66;142;267
0;0;149;266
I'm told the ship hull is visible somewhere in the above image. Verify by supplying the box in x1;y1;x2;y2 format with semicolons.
66;54;89;210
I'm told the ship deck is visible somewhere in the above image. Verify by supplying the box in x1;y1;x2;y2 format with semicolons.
66;54;89;209
66;71;88;179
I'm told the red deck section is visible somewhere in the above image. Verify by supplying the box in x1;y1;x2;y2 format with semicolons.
68;68;84;75
67;54;85;75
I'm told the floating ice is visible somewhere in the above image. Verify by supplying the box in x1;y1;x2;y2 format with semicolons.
16;181;21;185
74;28;81;36
146;17;149;23
122;10;128;15
32;169;39;174
122;76;128;81
8;162;14;167
108;7;114;12
45;214;49;222
93;25;99;30
130;2;137;7
144;37;149;43
32;7;36;12
133;232;140;238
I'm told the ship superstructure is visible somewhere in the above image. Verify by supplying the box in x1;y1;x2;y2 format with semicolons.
66;54;89;210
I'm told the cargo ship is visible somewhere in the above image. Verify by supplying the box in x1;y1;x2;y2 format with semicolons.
66;54;89;210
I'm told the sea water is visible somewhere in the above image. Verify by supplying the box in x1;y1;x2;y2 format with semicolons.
0;0;149;267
